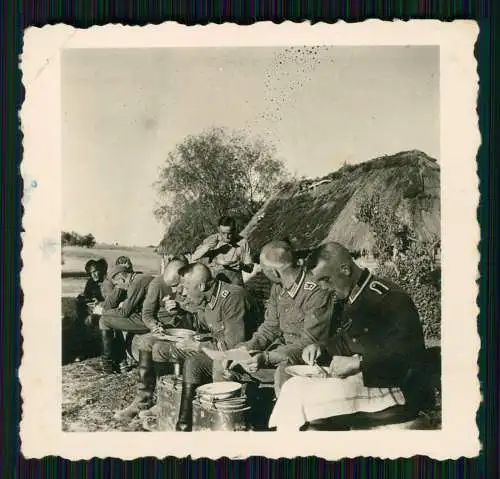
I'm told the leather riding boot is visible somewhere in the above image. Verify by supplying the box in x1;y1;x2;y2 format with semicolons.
175;382;198;432
100;330;117;374
137;362;173;420
114;351;155;420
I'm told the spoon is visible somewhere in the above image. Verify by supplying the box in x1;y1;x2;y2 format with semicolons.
313;361;329;378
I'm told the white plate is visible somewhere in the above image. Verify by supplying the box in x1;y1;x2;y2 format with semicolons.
153;328;195;341
285;365;329;378
196;381;242;400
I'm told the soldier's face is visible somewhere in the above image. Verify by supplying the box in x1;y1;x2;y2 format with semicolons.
260;264;280;284
89;266;101;283
219;225;234;243
310;260;351;299
113;273;129;290
180;274;204;306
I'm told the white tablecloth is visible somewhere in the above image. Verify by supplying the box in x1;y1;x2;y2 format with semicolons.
268;372;405;431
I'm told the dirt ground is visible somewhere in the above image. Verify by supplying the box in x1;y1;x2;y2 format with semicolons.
62;357;147;432
62;356;441;433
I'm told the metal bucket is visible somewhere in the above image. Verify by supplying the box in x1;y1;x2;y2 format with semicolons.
157;375;183;431
192;393;252;431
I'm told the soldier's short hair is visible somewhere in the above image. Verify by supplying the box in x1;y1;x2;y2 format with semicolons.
218;215;236;230
306;242;353;271
178;263;212;282
169;255;189;266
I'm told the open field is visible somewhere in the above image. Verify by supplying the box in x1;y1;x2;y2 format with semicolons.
62;245;160;297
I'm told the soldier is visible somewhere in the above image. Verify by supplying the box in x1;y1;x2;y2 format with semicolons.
78;258;125;325
113;257;194;420
269;242;427;431
174;263;260;431
229;240;336;395
98;265;154;373
191;216;254;286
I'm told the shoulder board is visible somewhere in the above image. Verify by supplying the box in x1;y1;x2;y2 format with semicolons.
369;280;390;296
221;290;230;299
303;281;318;291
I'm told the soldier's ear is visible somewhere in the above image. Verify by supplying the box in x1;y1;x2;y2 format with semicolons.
340;263;351;277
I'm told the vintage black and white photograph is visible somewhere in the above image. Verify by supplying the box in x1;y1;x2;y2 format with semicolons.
59;42;443;433
20;22;479;459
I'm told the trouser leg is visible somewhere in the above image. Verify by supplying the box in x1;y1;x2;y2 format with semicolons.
153;342;200;373
99;314;149;373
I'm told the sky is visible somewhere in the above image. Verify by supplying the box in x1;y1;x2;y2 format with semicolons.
62;46;439;246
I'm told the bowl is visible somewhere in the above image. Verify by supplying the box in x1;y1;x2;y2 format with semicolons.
196;381;242;400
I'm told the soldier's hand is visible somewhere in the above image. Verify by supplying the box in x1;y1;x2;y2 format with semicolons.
163;299;178;313
302;344;322;365
93;304;104;316
239;353;266;373
151;325;164;335
205;235;219;249
328;355;361;378
84;315;93;327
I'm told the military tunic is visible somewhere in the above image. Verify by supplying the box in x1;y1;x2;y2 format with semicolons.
137;276;195;352
242;269;336;366
269;269;427;428
99;273;154;333
322;269;426;390
181;280;259;383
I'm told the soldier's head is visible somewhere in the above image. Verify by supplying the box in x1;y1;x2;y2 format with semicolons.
162;256;189;292
115;255;133;273
218;216;237;244
178;262;214;306
109;264;133;290
259;240;296;284
306;242;361;299
85;259;106;283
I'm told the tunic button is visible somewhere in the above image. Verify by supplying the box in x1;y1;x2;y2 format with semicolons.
352;338;357;343
364;328;369;333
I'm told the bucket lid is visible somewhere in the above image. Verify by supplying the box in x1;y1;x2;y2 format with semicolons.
196;381;242;398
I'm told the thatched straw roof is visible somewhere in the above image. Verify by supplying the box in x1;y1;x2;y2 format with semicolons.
242;150;440;259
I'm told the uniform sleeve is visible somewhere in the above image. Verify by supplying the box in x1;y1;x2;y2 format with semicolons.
141;280;163;330
360;291;425;388
101;279;125;310
268;287;335;365
217;292;247;350
241;285;280;351
114;278;149;318
191;234;217;261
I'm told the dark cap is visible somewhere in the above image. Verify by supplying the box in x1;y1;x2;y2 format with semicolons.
108;264;130;279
